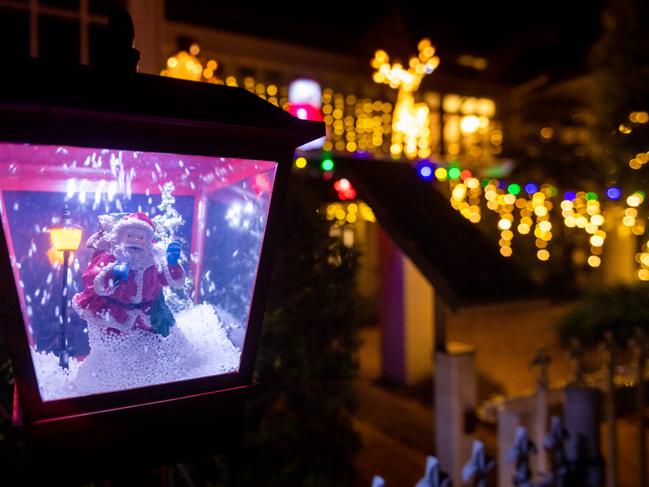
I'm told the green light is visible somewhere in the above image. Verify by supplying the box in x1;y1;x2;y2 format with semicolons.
481;178;490;188
636;191;646;199
548;186;558;198
507;183;521;195
586;192;598;201
448;167;461;180
321;158;334;171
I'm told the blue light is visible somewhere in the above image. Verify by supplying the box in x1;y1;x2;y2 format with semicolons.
524;183;538;195
606;186;621;200
564;191;576;201
416;161;435;181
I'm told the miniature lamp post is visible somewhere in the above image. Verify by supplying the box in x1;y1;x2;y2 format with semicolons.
49;205;82;369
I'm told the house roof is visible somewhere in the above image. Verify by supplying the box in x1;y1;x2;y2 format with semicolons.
337;157;540;309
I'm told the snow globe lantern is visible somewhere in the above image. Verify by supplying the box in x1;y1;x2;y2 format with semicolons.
0;60;323;464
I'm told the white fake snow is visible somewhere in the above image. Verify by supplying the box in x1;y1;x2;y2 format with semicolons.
31;304;241;401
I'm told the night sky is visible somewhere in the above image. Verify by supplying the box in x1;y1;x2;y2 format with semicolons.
166;0;607;85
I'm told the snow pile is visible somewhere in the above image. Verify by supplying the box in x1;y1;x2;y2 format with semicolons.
32;304;241;401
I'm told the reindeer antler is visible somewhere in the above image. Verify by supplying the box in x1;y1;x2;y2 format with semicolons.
371;38;440;93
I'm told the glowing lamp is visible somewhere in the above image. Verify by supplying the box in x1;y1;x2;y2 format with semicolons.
50;223;82;252
288;78;325;150
460;115;480;134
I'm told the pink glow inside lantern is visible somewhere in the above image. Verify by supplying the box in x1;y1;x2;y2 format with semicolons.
0;142;277;402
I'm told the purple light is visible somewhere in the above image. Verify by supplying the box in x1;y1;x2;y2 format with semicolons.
564;191;576;201
524;183;538;194
606;187;621;200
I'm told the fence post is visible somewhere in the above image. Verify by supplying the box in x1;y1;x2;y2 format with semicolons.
435;343;476;485
531;348;550;476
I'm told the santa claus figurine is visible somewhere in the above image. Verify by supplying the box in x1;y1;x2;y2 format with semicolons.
72;212;184;337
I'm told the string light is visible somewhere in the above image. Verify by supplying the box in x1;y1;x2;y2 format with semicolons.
159;51;649;280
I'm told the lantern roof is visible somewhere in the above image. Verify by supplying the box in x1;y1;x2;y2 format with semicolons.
0;59;323;155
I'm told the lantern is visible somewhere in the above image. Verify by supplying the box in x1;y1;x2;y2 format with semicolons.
0;59;322;478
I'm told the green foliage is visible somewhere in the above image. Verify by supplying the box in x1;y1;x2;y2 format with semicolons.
214;175;362;486
558;283;649;346
590;0;649;189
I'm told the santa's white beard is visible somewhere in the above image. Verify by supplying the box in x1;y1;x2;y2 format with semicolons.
113;244;156;270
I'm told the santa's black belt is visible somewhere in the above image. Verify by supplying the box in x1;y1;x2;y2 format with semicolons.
104;297;154;310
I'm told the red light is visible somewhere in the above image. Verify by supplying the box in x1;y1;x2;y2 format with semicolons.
460;169;472;180
334;178;356;200
287;103;323;122
334;178;351;192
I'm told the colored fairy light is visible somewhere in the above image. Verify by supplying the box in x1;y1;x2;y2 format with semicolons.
416;161;435;181
334;178;357;200
564;191;576;201
460;169;472;180
334;178;351;192
525;183;538;195
507;183;521;196
606;187;621;200
586;192;598;201
435;167;448;181
321;158;334;171
448;167;461;180
295;157;307;169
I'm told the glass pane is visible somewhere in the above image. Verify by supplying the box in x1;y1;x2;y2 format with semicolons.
39;0;80;9
39;15;80;64
0;8;29;61
88;0;125;15
0;143;277;401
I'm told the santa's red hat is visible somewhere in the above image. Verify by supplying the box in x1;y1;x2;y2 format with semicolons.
112;212;156;236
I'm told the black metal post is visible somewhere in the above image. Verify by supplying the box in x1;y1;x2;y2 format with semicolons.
632;328;646;487
59;249;69;369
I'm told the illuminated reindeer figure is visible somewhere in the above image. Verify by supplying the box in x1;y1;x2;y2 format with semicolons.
371;39;440;159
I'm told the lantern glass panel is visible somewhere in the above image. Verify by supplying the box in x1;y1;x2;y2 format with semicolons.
0;142;277;401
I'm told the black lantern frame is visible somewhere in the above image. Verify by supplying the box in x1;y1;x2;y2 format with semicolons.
0;60;322;474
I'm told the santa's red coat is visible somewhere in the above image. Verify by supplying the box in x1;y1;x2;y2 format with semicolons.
72;251;184;334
